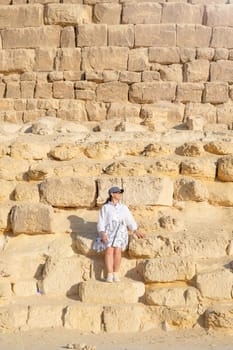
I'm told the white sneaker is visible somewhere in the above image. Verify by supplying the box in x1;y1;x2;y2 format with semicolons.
113;274;120;282
106;274;113;283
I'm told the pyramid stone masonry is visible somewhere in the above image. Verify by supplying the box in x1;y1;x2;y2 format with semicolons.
0;0;233;334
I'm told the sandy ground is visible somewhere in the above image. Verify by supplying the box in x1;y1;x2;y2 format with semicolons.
1;328;233;350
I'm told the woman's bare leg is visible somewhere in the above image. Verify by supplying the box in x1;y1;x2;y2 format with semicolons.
113;247;122;273
105;247;114;273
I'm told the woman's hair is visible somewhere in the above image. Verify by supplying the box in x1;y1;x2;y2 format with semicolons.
104;195;112;204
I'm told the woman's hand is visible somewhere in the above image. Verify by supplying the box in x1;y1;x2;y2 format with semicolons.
134;230;145;239
101;232;108;244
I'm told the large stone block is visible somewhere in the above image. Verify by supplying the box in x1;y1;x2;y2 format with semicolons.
196;269;233;299
143;257;196;283
107;102;141;119
27;302;63;329
2;26;61;49
0;304;28;330
128;48;150;71
0;49;35;73
217;103;233;128
40;177;96;208
207;182;233;206
203;82;229;104
14;183;40;202
64;303;102;333
160;64;183;82
176;83;204;103
135;24;176;47
94;3;121;24
122;2;161;24
129;82;176;103
12;279;37;296
108;24;134;48
149;47;180;64
210;60;233;83
162;3;204;24
122;176;174;206
82;47;129;71
184;59;210;82
217;156;233;182
0;4;43;29
53;81;74;99
10;203;54;235
10;141;50;160
211;27;233;49
206;4;233;26
185;102;216;124
34;48;56;71
177;24;212;47
204;304;233;331
204;141;233;155
79;280;145;304
44;4;92;25
96;82;128;102
61;26;75;48
180;158;216;181
77;24;107;47
0;157;29;181
174;177;208;202
0;180;15;201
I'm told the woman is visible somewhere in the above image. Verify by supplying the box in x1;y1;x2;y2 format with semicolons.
95;186;145;283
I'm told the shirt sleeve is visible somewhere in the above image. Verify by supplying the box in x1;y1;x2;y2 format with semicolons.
124;206;138;231
97;204;107;233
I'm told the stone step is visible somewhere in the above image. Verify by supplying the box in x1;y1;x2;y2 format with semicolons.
204;303;233;331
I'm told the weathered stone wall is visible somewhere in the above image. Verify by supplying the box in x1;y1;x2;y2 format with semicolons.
0;1;233;129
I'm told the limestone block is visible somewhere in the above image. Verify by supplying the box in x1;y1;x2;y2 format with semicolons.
196;269;233;299
180;48;196;63
63;71;83;81
206;4;233;26
0;83;5;97
191;0;227;3
119;71;141;84
160;64;183;82
0;280;12;297
180;158;216;180
135;24;176;47
185;102;216;124
128;48;150;71
0;180;15;201
85;70;103;82
57;102;87;121
14;183;40;202
103;304;146;333
0;157;29;181
217;156;233;182
103;161;147;177
34;48;56;71
86;101;107;121
122;2;161;24
77;24;107;47
84;141;119;160
96;82;128;102
176;83;204;103
44;4;92;25
108;24;134;48
175;142;203;156
204;141;233;155
49;143;83;161
174;177;208;202
149;47;180;64
5;82;21;98
142;71;160;82
10;203;54;235
64;303;102;333
211;27;233;49
61;26;75;48
94;3;121;24
40;177;96;208
148;158;180;176
41;256;81;296
196;47;215;60
122;176;174;206
210;61;233;83
207;182;233;206
10;141;50;160
12;279;37;296
0;4;43;28
141;101;184;123
107;102;141;119
162;3;203;24
203;82;228;104
0;202;13;233
1;26;61;49
79;280;145;304
128;233;173;259
27;303;63;328
146;286;200;308
101;70;118;82
177;24;211;48
35;82;53;99
21;81;36;98
217;103;233;127
0;49;35;73
0;304;28;330
82;47;128;71
129;82;176;103
214;48;229;61
184;59;209;82
56;48;82;71
143;257;196;282
204;304;233;331
53;81;74;99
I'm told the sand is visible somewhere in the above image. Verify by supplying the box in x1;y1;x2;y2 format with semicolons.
0;328;233;350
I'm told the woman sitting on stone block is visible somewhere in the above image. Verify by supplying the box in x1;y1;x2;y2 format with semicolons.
93;186;145;283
